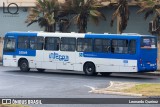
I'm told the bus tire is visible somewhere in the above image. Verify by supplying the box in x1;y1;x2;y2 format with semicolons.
37;69;45;72
19;60;30;72
83;62;97;76
100;72;112;76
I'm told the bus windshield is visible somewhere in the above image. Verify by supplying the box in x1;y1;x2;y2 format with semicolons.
141;37;157;48
4;38;16;52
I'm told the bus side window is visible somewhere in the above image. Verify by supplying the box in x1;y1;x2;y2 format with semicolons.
111;40;116;53
111;39;128;54
37;37;44;50
94;39;110;53
94;39;102;52
29;37;44;50
60;37;76;51
30;37;36;49
18;36;29;49
129;40;136;54
45;37;60;51
77;38;92;52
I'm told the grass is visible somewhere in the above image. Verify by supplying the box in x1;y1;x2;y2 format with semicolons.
0;105;30;107
122;83;160;96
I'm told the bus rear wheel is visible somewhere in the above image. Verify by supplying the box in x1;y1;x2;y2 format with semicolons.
83;63;98;76
100;72;112;76
37;69;45;72
20;60;30;72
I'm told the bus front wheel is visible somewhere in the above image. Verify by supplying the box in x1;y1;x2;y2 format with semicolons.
83;63;98;76
100;72;112;76
20;60;30;72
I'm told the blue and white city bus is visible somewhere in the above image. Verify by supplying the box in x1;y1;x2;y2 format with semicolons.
3;31;157;76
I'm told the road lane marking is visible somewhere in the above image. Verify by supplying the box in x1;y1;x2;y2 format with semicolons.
84;85;96;93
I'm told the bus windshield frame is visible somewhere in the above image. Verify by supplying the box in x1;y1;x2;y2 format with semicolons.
3;37;16;52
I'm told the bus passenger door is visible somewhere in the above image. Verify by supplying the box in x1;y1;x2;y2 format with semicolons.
36;50;44;68
34;37;44;69
56;37;76;70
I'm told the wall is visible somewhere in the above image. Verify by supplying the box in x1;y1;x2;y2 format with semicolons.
0;6;152;36
0;7;43;37
68;6;152;34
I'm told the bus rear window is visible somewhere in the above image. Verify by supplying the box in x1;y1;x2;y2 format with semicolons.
141;38;157;48
4;38;16;52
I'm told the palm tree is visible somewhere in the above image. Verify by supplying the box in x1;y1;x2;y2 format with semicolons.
110;0;129;34
62;0;107;33
136;0;160;33
25;0;60;32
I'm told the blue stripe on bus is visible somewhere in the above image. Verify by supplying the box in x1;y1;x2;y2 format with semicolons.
83;52;137;60
84;34;155;39
4;50;36;56
5;32;38;37
84;34;139;39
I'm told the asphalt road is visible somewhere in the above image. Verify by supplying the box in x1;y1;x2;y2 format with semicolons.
0;66;160;107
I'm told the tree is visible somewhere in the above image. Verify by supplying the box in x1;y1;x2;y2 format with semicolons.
110;0;129;34
136;0;160;33
62;0;107;33
25;0;60;32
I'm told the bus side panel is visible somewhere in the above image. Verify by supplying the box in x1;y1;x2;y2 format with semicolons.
43;51;57;69
36;50;44;68
74;52;87;71
96;59;137;72
119;60;137;72
56;51;75;70
3;55;18;67
77;52;138;72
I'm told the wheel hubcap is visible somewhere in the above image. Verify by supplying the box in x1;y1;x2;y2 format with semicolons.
22;63;27;69
87;67;92;72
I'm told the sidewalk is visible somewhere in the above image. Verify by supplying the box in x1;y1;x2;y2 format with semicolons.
91;81;160;97
117;71;160;76
133;71;160;76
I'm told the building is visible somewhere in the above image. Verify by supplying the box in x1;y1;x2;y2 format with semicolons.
0;0;43;37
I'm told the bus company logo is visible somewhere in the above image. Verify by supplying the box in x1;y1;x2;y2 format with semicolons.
3;2;19;17
123;60;128;63
49;52;69;61
79;53;83;57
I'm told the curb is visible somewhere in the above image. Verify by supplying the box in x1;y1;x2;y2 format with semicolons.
137;72;160;76
91;81;143;97
119;72;160;76
93;90;142;97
